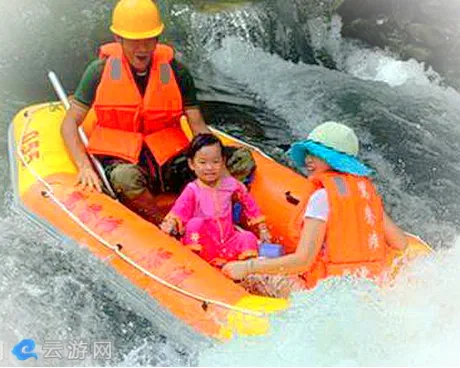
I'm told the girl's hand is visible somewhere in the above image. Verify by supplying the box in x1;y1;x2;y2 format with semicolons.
258;223;272;243
160;217;176;235
222;260;251;281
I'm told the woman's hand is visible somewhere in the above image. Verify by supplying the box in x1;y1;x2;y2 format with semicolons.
222;260;250;281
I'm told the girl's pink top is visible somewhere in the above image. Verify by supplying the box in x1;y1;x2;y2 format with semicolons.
169;176;264;240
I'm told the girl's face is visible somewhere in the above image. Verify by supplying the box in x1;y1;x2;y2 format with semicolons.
305;154;331;176
188;143;225;186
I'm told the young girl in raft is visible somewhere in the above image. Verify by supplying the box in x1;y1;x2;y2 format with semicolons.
160;133;271;267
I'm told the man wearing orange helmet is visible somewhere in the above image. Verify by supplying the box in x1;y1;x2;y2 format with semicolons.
61;0;254;223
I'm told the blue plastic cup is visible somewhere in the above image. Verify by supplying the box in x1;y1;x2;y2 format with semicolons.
258;242;285;258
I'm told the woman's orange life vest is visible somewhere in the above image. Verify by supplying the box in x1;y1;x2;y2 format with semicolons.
288;172;388;288
87;42;189;166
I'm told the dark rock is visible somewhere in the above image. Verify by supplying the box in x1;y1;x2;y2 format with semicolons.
402;44;432;62
337;0;392;24
190;0;256;13
336;0;460;90
406;23;449;48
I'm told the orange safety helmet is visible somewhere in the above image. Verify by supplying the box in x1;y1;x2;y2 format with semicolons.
110;0;165;40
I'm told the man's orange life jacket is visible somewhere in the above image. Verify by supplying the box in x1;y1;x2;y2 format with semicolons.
289;172;388;288
87;42;189;166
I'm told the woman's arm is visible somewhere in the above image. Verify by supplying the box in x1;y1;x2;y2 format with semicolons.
383;211;408;251
222;217;326;280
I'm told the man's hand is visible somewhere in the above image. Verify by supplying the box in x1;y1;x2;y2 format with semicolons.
226;147;256;182
76;163;103;192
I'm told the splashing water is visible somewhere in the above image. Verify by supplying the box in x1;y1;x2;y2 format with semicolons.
199;238;460;366
207;35;460;247
2;1;460;366
0;208;201;366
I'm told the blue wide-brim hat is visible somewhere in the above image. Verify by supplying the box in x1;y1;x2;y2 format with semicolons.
288;122;373;177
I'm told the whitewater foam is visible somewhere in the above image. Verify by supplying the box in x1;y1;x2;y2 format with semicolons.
199;238;460;366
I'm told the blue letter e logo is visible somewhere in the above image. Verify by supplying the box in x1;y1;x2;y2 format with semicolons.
12;339;38;360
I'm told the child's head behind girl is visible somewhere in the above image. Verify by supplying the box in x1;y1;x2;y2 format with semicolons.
187;133;226;187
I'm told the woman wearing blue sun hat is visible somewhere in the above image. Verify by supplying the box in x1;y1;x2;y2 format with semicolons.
223;122;408;289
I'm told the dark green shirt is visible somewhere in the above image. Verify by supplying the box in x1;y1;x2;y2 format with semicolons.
74;58;199;108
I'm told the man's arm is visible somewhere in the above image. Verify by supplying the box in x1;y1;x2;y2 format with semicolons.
61;100;102;192
61;59;105;191
184;106;211;135
61;100;90;169
171;59;211;135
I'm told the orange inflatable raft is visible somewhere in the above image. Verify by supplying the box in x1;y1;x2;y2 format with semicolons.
8;102;433;341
